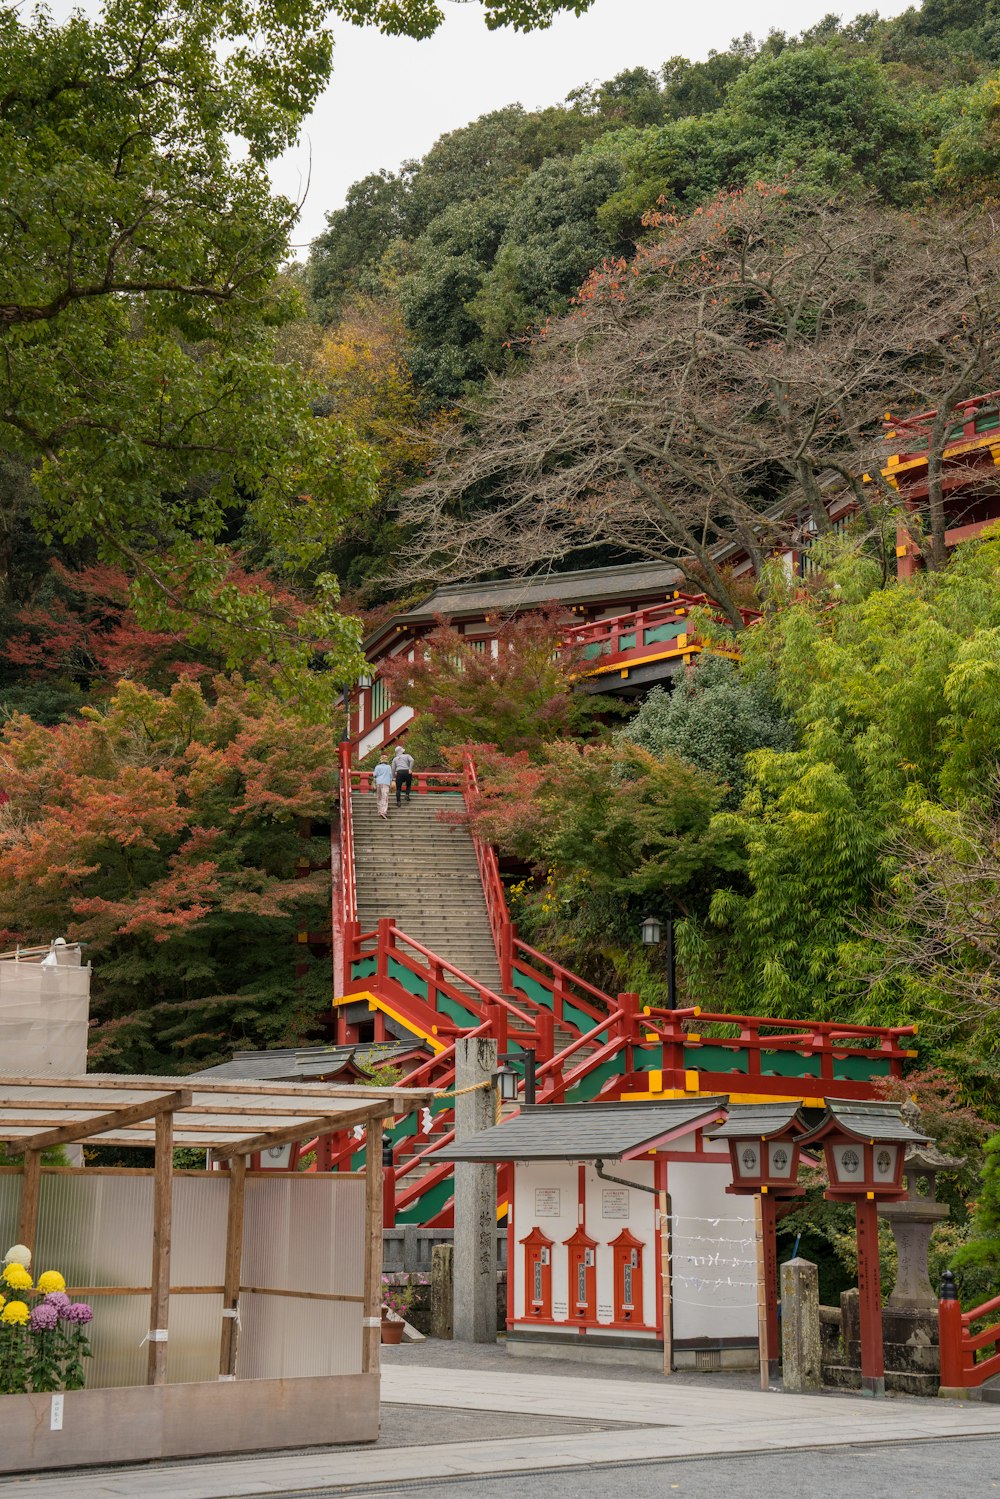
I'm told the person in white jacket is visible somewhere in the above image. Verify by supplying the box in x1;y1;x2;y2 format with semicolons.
372;753;393;819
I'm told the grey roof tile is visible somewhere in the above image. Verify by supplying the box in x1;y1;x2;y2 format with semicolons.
799;1098;931;1146
436;1098;728;1162
708;1102;808;1140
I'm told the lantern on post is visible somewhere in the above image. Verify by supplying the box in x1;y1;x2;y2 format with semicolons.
708;1103;808;1388
798;1100;930;1398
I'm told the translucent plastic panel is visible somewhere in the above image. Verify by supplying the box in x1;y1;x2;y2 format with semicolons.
242;1176;364;1298
84;1294;148;1389
237;1294;362;1380
36;1172;153;1289
0;1171;20;1251
166;1293;223;1385
171;1174;228;1286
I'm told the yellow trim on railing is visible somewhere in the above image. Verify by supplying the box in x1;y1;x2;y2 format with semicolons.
334;987;449;1056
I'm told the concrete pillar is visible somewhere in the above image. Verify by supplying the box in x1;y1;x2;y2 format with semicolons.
781;1257;821;1393
453;1035;498;1343
430;1243;454;1340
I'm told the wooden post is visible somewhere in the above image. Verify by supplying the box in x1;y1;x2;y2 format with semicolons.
147;1108;174;1386
362;1113;384;1374
760;1190;781;1387
17;1149;41;1253
657;1172;672;1377
856;1195;885;1397
754;1194;769;1390
219;1155;246;1380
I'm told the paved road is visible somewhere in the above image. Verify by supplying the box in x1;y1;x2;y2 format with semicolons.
341;1439;1000;1499
5;1351;1000;1499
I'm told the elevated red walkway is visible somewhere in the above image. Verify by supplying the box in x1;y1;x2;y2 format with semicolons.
317;743;917;1227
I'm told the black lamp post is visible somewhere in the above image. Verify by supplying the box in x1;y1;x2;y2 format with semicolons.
495;1051;537;1106
641;914;676;1011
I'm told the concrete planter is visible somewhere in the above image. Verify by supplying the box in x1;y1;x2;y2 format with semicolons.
0;1372;378;1473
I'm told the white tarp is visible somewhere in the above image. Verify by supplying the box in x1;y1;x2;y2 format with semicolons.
0;943;90;1077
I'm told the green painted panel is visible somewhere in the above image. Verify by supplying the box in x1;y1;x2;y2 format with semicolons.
565;1056;622;1102
438;992;479;1028
759;1053;821;1078
351;958;377;980
618;631;636;650
513;972;555;1010
564;1002;606;1041
644;623;684;645
583;642;609;660
388;957;428;1001
834;1055;891;1079
685;1045;749;1074
397;1176;453;1225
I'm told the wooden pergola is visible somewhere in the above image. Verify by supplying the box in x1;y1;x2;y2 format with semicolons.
0;1074;435;1386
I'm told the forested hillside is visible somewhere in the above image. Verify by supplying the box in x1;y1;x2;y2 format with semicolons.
4;0;1000;1112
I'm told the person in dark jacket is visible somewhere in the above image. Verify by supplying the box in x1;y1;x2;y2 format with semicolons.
391;743;414;805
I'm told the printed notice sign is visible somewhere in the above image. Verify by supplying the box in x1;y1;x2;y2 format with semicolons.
534;1188;560;1217
602;1188;629;1218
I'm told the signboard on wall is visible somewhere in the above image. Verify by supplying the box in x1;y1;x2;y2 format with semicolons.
534;1188;561;1217
602;1188;629;1218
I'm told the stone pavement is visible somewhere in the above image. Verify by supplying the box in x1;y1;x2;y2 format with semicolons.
3;1347;1000;1499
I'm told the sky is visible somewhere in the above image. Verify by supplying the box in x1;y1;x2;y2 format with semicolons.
279;0;915;249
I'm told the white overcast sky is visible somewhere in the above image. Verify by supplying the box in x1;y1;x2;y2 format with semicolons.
282;0;914;248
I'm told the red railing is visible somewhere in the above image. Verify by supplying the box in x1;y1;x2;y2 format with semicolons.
642;1007;917;1086
940;1280;1000;1391
338;742;358;931
560;594;762;676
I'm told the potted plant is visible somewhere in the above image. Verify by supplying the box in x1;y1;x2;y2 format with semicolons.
380;1275;422;1344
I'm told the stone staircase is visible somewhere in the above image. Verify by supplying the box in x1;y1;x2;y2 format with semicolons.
353;791;503;996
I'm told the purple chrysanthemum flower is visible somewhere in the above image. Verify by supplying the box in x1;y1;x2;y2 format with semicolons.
44;1291;71;1312
65;1303;93;1324
29;1302;58;1331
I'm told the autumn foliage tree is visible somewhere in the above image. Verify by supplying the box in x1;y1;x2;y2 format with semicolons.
0;678;334;1071
376;607;607;758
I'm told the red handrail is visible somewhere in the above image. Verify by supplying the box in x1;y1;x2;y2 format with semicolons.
940;1282;1000;1390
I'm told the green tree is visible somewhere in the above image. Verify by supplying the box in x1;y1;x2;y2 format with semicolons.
617;657;794;806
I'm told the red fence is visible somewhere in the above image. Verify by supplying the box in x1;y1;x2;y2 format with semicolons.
939;1276;1000;1392
560;593;762;676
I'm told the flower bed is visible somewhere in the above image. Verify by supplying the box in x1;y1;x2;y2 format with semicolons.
0;1244;92;1394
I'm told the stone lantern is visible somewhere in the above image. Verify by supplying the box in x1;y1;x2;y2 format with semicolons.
876;1098;965;1393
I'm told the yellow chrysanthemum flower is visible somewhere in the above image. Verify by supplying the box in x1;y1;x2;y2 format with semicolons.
1;1300;29;1325
36;1271;66;1294
1;1264;32;1291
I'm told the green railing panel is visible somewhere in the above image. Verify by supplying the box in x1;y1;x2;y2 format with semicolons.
759;1053;822;1078
512;970;555;1011
834;1055;891;1080
684;1045;749;1074
563;1001;607;1040
643;622;685;645
350;958;377;980
618;631;636;650
582;641;609;660
438;992;480;1028
388;957;428;1002
564;1056;621;1102
397;1176;453;1225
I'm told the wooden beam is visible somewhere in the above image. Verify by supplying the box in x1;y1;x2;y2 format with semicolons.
16;1149;41;1252
209;1102;393;1163
219;1156;246;1379
18;1090;192;1151
362;1114;384;1375
0;1075;436;1102
147;1109;174;1387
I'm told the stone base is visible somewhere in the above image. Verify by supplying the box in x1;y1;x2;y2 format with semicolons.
506;1334;758;1372
824;1364;940;1397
